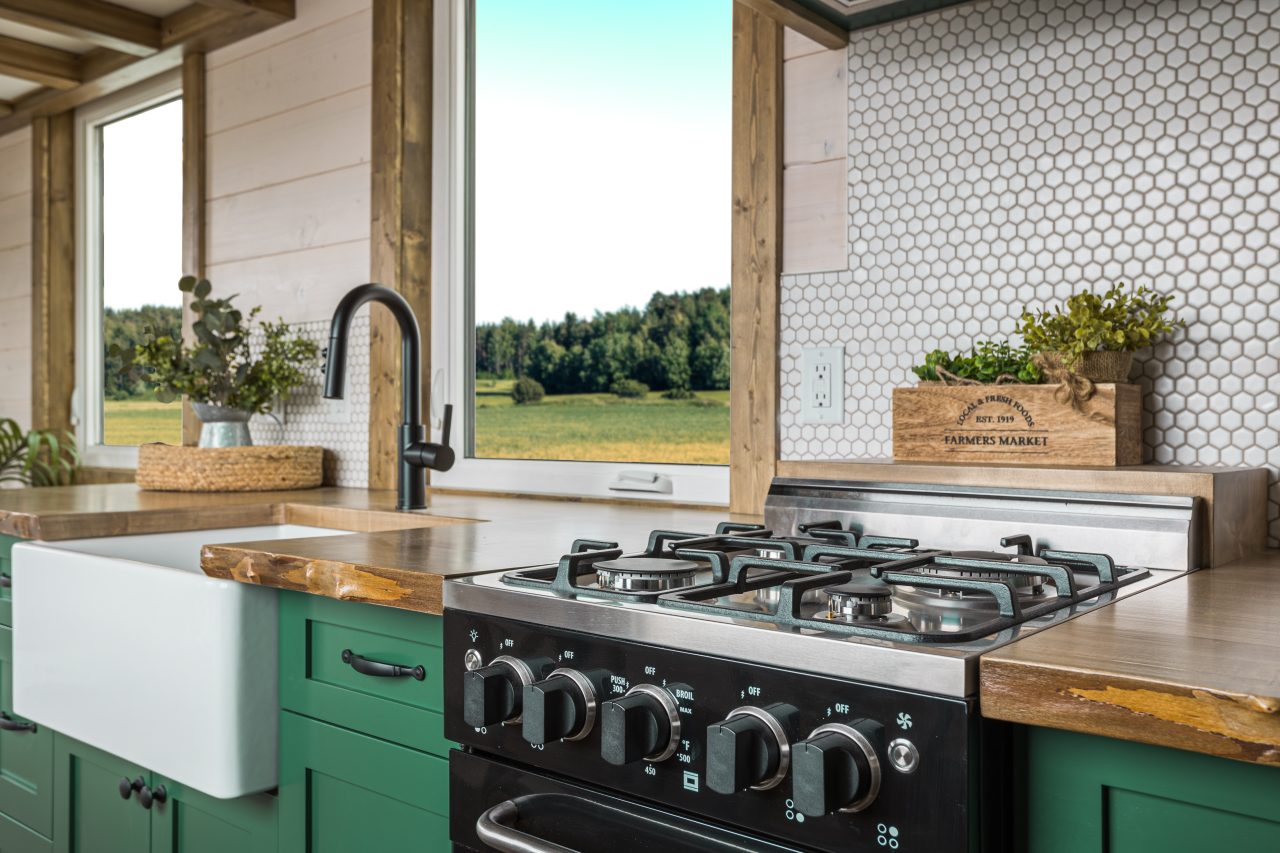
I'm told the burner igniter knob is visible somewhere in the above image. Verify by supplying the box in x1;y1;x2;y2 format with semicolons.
706;703;799;794
522;668;597;745
463;655;540;728
792;720;883;817
601;684;682;765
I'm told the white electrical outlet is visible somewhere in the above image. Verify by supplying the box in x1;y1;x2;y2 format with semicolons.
801;346;845;424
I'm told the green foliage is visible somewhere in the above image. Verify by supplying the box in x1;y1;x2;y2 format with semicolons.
511;377;545;405
104;306;183;399
0;419;79;487
663;388;697;400
610;379;649;399
112;277;319;415
475;287;730;395
913;341;1043;384
1017;283;1183;368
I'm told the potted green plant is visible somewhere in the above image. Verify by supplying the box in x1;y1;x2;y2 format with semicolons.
1016;283;1183;383
0;419;78;486
912;341;1042;385
113;277;320;448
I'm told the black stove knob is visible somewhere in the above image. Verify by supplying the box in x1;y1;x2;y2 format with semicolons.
522;669;597;745
601;685;681;765
706;703;798;794
792;720;883;817
463;656;538;729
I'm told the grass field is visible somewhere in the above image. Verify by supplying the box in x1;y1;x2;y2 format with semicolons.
103;382;730;464
104;399;183;446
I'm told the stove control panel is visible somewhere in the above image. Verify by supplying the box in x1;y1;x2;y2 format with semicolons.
444;611;976;853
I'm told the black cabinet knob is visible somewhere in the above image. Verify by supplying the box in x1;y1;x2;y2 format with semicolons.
792;721;883;817
522;669;596;745
707;703;798;793
464;656;538;728
118;776;142;800
601;685;680;765
138;784;167;810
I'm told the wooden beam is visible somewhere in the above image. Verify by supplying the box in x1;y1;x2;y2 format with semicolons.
734;0;847;50
729;3;783;516
181;53;207;447
369;0;432;492
0;101;11;118
186;0;293;22
31;112;76;438
0;33;81;89
0;0;161;57
0;2;293;135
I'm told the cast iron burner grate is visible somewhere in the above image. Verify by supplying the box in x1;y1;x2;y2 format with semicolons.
658;540;1151;643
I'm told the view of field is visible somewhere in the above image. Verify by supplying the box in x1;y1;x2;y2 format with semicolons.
474;379;729;465
103;399;183;446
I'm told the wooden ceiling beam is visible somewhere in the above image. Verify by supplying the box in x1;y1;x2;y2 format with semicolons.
0;1;294;136
186;0;293;23
733;0;847;50
0;33;81;89
0;0;161;57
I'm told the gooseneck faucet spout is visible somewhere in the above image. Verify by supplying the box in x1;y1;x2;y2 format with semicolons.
324;283;454;511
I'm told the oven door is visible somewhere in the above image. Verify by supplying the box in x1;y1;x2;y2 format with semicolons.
450;749;808;853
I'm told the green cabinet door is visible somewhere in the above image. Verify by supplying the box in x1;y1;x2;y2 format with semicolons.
1022;727;1280;853
0;535;17;628
0;812;50;853
278;712;448;853
52;736;150;853
150;778;277;853
0;629;52;840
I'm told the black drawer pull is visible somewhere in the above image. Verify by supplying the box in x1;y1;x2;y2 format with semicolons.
341;649;425;681
0;573;11;588
119;776;144;800
0;712;35;733
139;784;166;809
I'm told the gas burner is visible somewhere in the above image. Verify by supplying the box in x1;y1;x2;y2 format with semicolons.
821;578;910;627
593;557;702;592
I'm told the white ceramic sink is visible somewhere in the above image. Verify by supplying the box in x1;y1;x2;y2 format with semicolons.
11;524;349;799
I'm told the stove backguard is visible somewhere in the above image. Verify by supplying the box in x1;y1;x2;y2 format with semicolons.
765;480;1200;572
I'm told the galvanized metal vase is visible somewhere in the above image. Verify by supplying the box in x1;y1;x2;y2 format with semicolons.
191;402;253;448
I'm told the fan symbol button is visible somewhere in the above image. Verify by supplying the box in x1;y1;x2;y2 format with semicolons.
896;712;913;730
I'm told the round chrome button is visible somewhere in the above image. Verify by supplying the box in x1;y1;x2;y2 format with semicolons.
463;648;484;671
888;738;919;774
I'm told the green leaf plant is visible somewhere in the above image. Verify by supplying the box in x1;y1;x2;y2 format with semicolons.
111;277;320;416
0;420;79;487
912;341;1042;385
1016;283;1183;369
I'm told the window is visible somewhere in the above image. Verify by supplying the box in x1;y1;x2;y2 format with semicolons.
432;0;732;503
75;73;184;466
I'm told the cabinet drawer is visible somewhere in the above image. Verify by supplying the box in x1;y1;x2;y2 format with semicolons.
278;712;448;853
0;536;18;628
0;810;50;853
0;628;52;841
279;592;448;756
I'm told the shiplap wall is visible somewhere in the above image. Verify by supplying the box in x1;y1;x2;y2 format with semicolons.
782;31;848;274
205;0;372;324
0;128;31;425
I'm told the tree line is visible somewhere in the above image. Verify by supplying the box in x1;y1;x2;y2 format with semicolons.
476;287;730;395
104;305;183;400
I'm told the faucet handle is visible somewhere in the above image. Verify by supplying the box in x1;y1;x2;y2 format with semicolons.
440;403;452;447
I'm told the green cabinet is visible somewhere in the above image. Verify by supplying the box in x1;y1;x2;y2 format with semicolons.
0;535;18;628
0;812;50;853
150;777;277;853
0;628;52;841
278;713;448;853
52;736;150;853
1021;727;1280;852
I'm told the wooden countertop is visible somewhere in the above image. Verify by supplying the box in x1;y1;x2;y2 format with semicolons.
201;492;736;614
981;551;1280;766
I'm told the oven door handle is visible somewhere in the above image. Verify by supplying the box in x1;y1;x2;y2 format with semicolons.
476;799;579;853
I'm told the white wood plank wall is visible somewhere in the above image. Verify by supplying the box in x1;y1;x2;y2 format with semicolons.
0;127;32;426
782;29;848;274
206;0;372;324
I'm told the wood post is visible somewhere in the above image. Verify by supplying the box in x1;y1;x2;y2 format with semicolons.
31;111;75;437
729;2;783;516
369;0;432;491
182;51;206;447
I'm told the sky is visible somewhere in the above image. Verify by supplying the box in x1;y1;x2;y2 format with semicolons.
473;0;732;325
102;97;185;311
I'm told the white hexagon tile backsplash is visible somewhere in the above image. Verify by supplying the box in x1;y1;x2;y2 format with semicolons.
777;0;1280;544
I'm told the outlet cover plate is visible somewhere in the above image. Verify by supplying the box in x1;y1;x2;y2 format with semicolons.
801;345;845;424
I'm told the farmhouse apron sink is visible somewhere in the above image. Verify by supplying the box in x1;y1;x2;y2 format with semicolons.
10;524;350;799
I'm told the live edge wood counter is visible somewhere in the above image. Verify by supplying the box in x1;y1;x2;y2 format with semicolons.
201;493;733;615
981;551;1280;767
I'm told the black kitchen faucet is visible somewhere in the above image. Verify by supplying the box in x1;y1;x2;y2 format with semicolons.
324;283;454;510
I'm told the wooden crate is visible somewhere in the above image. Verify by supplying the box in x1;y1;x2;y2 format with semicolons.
892;383;1142;466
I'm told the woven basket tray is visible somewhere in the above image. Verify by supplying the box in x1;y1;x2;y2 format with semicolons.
137;444;324;492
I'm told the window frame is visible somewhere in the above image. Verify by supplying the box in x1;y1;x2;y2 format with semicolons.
73;71;183;468
427;0;730;505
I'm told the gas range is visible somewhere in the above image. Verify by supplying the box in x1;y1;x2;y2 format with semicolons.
443;481;1198;852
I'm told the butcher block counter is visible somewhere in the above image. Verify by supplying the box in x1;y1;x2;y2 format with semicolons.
981;550;1280;767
